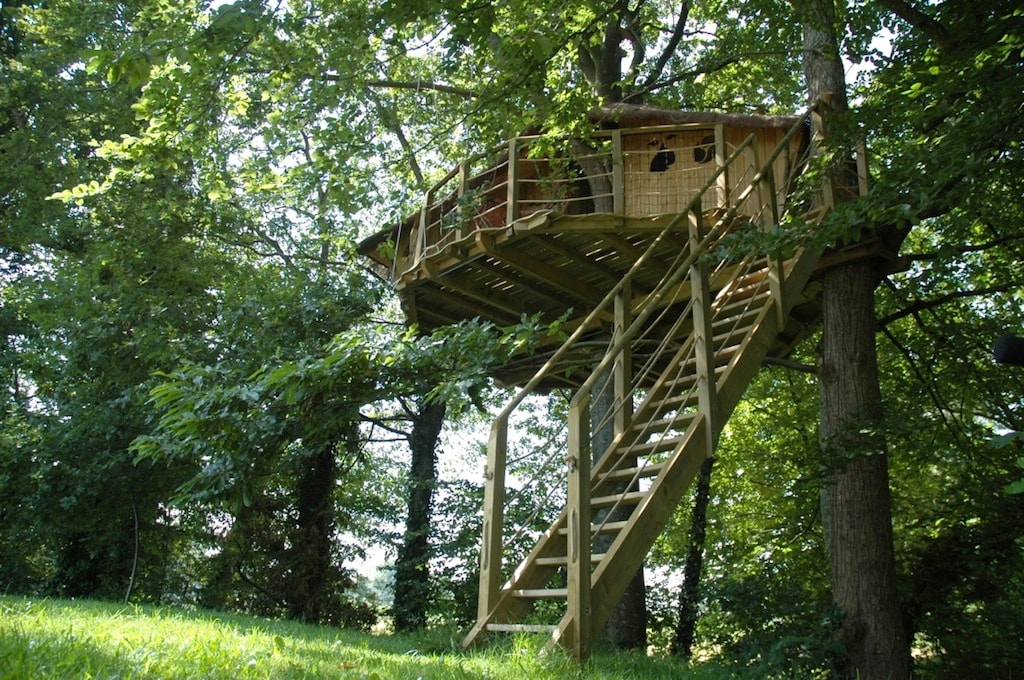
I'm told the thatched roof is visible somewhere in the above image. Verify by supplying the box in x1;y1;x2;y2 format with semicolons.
591;103;802;129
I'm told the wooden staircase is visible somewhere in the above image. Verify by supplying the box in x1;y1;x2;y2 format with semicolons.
461;104;857;658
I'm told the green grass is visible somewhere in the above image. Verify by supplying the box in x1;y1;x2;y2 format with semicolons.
1;596;739;679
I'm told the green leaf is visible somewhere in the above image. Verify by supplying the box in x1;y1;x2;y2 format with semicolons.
1004;480;1024;495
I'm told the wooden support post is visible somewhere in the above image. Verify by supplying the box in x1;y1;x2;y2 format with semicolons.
458;161;469;236
612;130;624;215
477;417;508;621
714;124;727;209
688;209;718;458
752;141;786;326
506;138;520;227
856;139;870;196
415;191;430;265
566;392;592;659
613;284;634;437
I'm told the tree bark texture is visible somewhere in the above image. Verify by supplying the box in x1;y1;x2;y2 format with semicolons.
802;0;910;676
819;260;909;680
288;442;339;623
591;371;647;649
672;455;715;657
392;399;446;631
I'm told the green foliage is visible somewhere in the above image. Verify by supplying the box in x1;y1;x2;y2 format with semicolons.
647;362;836;669
2;0;1023;672
993;432;1024;494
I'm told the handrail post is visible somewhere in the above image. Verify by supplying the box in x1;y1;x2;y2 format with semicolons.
688;206;718;458
506;138;520;226
613;284;633;437
477;415;508;621
752;141;786;325
458;161;470;236
856;139;870;196
714;123;727;209
566;391;592;658
611;130;624;215
415;190;431;265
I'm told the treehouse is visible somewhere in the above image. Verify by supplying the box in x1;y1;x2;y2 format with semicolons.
359;101;871;658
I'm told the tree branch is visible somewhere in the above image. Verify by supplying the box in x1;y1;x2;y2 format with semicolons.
361;413;411;438
345;76;478;99
642;0;691;95
874;0;952;50
877;283;1023;328
623;50;790;103
899;233;1024;262
763;356;818;374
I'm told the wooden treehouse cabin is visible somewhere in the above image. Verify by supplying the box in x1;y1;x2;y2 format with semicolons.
359;101;871;659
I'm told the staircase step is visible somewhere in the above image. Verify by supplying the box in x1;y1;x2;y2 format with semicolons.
597;462;666;484
718;270;768;294
591;490;646;508
672;344;742;372
622;433;690;457
557;521;627;536
511;588;568;599
535;553;606;567
727;264;770;288
486;623;557;633
642;389;700;413
712;322;756;347
631;412;697;436
716;287;771;315
712;305;763;331
654;363;729;397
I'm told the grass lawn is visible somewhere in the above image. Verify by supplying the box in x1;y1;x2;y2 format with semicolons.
0;595;739;679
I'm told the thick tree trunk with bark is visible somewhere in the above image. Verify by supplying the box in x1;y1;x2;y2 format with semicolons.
819;261;908;679
392;399;446;631
288;443;339;623
802;1;909;676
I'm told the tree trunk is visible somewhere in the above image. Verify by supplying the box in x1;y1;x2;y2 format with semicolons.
801;1;910;676
392;399;446;631
287;442;339;623
672;455;715;657
591;371;647;649
819;261;909;679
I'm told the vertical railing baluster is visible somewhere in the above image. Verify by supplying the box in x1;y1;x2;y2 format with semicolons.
415;190;430;265
613;284;633;437
689;206;718;458
612;130;624;215
477;416;508;621
458;161;469;237
714;123;727;209
506;138;520;226
566;391;592;659
752;140;786;324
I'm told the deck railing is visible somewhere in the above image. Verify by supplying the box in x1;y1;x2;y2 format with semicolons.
394;122;808;277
